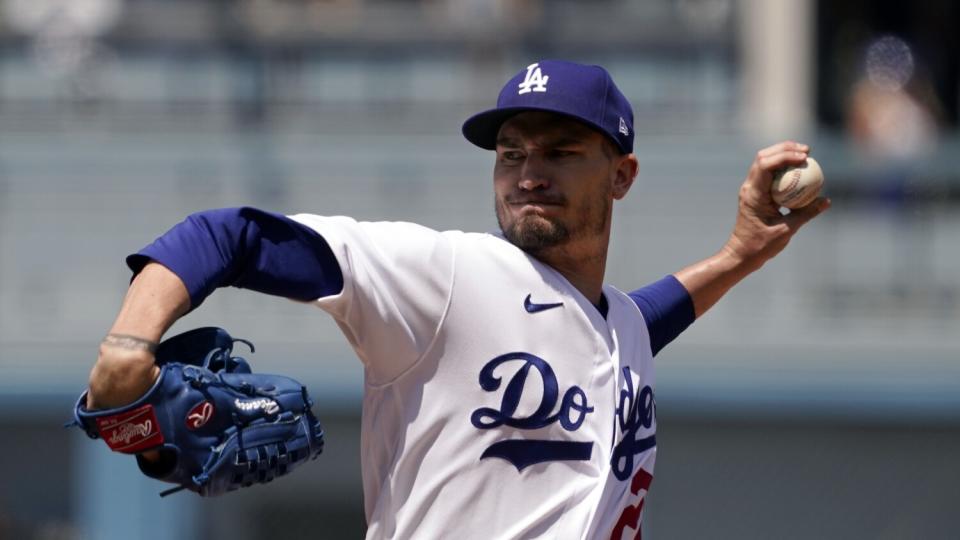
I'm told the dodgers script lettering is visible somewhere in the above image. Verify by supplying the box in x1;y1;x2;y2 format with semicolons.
471;352;594;470
471;352;593;431
611;366;656;481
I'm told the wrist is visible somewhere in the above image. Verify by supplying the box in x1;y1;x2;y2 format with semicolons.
720;238;768;275
87;341;160;410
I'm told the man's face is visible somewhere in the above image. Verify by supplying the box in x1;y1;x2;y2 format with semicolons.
493;111;630;254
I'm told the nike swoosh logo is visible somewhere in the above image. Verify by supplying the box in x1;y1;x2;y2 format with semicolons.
524;294;564;313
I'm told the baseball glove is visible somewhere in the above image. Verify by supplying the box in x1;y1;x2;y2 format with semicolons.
71;327;325;497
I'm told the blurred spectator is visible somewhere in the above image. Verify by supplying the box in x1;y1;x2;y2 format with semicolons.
846;34;945;294
846;35;943;205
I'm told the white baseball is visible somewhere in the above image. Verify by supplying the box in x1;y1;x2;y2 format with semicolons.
771;157;824;209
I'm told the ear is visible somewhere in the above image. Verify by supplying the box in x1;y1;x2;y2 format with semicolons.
611;154;638;200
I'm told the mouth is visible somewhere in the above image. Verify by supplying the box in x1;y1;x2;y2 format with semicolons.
506;197;564;208
511;202;561;216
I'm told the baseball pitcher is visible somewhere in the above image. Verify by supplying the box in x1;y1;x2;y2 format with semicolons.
81;60;829;539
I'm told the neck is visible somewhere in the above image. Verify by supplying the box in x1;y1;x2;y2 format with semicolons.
529;236;609;305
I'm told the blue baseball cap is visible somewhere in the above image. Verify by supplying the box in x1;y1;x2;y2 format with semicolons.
462;60;635;154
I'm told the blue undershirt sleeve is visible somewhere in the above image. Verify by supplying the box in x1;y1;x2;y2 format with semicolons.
126;207;343;310
629;275;696;357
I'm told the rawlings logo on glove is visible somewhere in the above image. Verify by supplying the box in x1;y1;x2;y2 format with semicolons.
70;327;325;497
97;404;163;452
186;401;215;429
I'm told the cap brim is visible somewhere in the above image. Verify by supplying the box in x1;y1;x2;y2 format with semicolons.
461;107;537;150
461;106;623;152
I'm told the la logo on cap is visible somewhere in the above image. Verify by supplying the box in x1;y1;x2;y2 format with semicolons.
518;63;549;95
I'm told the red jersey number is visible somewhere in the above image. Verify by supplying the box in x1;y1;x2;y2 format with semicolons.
609;468;653;540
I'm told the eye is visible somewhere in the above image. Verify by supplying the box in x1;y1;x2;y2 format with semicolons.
550;149;577;159
500;150;524;162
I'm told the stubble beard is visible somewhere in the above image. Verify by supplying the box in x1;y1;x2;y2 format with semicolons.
496;192;611;255
499;211;570;253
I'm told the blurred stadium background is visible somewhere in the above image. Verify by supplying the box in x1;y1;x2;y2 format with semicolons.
0;0;958;538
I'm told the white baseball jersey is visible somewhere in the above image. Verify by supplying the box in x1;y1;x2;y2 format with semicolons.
291;214;657;540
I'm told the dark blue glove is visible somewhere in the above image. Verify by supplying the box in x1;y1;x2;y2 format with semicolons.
71;328;324;497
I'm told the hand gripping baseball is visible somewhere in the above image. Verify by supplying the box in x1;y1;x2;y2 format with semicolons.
70;327;325;497
723;141;831;271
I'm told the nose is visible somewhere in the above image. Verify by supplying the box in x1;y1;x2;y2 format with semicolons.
519;153;550;191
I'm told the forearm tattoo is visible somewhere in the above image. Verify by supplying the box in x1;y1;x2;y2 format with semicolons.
102;333;159;354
